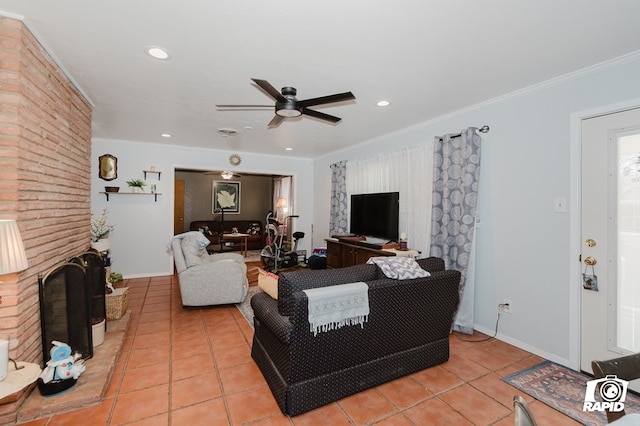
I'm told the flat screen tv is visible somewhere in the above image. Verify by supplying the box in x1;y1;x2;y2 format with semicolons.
350;192;399;241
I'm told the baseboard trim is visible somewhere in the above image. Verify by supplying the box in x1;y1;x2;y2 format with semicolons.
472;324;570;368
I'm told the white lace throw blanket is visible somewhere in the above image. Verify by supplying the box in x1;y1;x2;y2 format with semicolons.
303;282;369;336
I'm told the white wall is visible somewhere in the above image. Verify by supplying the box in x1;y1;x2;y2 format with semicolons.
91;140;314;278
313;53;640;366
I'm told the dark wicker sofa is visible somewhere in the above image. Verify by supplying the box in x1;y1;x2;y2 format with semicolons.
250;257;461;416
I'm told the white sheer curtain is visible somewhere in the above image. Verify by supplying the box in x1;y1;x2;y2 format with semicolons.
346;143;434;255
273;176;293;240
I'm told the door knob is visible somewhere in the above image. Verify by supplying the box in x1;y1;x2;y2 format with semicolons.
584;256;597;266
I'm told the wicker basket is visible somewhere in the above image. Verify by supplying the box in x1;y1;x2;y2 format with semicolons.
106;287;129;320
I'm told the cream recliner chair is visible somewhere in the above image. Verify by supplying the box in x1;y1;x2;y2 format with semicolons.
171;232;248;306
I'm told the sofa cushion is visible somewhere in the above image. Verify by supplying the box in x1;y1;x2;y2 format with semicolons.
277;263;379;316
415;257;445;273
367;257;430;280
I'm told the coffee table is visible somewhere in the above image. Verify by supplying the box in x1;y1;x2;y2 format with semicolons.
221;233;249;257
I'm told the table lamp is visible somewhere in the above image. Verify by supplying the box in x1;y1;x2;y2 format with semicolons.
276;198;288;223
0;219;29;382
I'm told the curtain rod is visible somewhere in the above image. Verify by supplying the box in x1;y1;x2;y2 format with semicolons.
439;125;490;141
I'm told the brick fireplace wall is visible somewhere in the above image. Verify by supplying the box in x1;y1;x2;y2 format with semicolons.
0;16;92;419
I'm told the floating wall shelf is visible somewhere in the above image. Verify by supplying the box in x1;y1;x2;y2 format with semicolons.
143;170;161;180
100;192;161;202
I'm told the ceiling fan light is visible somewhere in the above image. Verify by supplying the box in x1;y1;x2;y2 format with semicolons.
276;104;302;117
221;171;234;179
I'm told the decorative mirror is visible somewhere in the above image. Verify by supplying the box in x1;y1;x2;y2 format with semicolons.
98;154;118;181
228;154;242;167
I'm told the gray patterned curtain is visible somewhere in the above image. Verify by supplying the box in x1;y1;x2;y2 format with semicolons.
430;128;482;334
329;161;348;235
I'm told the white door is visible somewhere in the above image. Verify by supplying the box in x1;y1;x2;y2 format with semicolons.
581;107;640;387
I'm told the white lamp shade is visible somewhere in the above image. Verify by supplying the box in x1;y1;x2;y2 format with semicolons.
0;220;29;274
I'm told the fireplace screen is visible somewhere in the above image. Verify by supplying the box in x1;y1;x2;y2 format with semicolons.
38;262;93;362
71;250;107;331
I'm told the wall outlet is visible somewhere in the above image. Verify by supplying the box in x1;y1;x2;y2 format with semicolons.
499;299;513;314
498;299;513;314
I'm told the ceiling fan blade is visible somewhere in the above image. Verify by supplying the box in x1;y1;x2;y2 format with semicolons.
204;171;243;177
267;115;284;128
302;108;341;123
251;79;287;103
298;91;355;108
215;104;273;108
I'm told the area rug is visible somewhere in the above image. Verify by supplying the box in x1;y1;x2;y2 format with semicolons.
245;249;263;263
236;286;262;327
502;360;640;425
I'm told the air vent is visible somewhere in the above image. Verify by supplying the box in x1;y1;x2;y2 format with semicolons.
217;128;238;137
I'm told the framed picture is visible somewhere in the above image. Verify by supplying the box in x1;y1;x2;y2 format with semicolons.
212;181;240;214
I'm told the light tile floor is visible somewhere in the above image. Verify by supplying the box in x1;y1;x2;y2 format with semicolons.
16;275;579;425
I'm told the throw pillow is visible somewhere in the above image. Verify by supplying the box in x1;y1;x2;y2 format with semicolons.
246;223;261;235
198;225;212;236
258;268;278;299
367;257;430;280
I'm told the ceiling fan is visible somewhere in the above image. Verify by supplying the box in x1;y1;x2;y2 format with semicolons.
204;171;242;179
216;78;355;128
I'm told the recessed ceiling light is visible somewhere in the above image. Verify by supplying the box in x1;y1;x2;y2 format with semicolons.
285;147;293;151
146;46;171;60
161;133;171;138
377;100;390;107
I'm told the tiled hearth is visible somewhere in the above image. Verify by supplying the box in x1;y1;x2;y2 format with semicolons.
17;312;130;422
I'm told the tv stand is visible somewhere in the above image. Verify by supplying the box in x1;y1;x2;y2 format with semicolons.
336;235;365;244
356;240;385;250
325;238;398;268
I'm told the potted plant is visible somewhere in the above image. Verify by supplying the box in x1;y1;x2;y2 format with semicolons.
109;272;123;285
126;179;146;193
91;209;114;252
